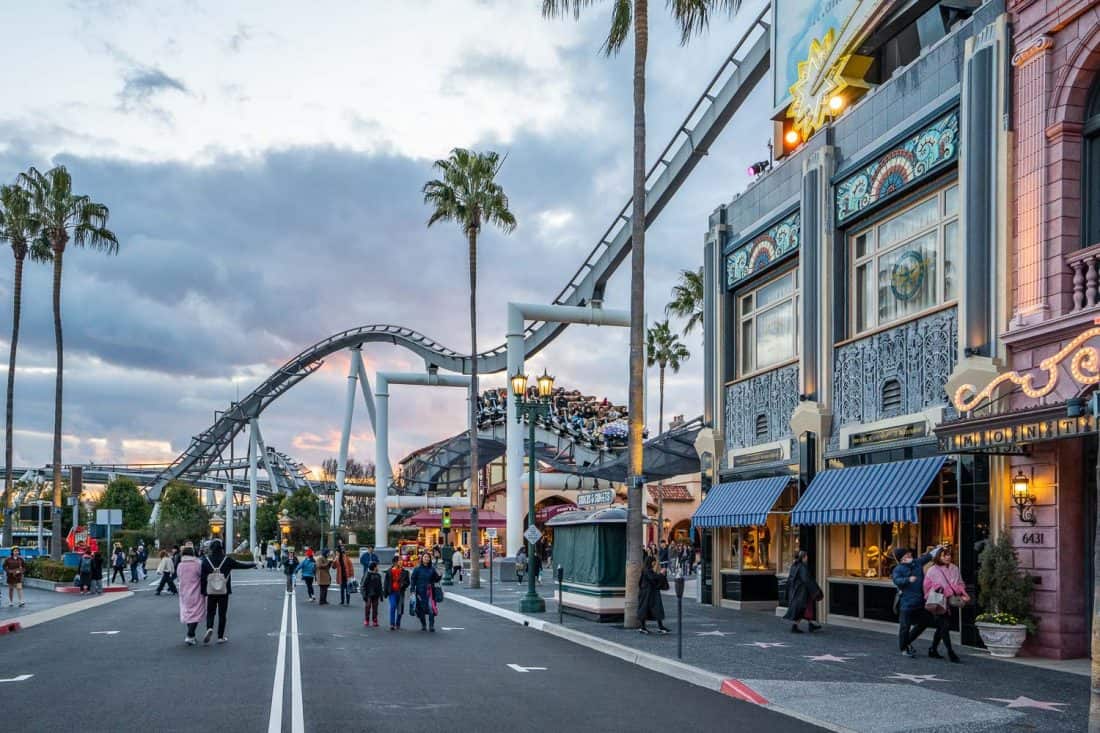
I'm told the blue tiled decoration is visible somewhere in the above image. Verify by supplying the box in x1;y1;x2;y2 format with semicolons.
831;309;958;433
724;363;799;454
835;111;959;223
725;210;800;289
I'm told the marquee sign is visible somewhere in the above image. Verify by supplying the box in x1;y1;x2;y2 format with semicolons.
952;326;1100;412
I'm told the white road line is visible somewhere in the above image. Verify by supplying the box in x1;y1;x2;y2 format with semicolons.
267;592;290;733
0;674;33;683
289;591;304;733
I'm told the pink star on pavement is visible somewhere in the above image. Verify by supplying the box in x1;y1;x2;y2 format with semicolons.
803;654;852;662
986;696;1067;712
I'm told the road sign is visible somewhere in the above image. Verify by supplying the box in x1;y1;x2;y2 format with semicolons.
577;489;614;508
524;525;542;544
486;528;497;539
96;509;122;526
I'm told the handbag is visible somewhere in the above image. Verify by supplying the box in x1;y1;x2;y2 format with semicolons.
925;587;947;615
409;597;417;615
432;584;444;603
948;595;967;608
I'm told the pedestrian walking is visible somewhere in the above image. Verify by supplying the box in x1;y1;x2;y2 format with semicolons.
3;547;26;607
171;545;181;580
409;553;441;632
923;546;968;663
155;550;178;595
300;549;316;601
451;546;464;583
283;550;300;593
138;542;148;574
637;557;670;634
360;544;380;574
334;547;354;606
386;559;410;630
128;546;140;584
90;551;104;594
316;550;332;605
111;545;126;584
783;550;822;633
176;542;204;645
361;561;383;627
893;545;943;657
78;550;93;594
199;538;256;644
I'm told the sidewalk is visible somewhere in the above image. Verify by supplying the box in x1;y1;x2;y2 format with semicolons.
450;579;1087;733
0;587;86;620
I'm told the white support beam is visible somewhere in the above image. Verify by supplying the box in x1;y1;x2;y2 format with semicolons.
520;474;619;491
374;370;471;548
223;483;234;550
505;302;629;554
248;423;259;550
354;352;377;433
334;347;362;527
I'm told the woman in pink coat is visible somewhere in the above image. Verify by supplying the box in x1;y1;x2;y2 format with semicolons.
923;546;969;662
176;543;205;646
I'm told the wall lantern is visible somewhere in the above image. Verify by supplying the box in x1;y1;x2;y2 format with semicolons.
1011;470;1036;526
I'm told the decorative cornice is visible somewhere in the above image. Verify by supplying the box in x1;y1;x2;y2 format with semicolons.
1045;120;1084;143
1011;35;1053;67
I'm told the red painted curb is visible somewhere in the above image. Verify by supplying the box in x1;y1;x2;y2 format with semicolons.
720;679;768;705
55;586;129;594
0;621;22;635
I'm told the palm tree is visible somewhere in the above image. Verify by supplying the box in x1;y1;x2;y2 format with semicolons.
646;319;689;543
1;183;48;547
543;0;738;628
20;166;118;559
666;266;704;336
424;148;516;589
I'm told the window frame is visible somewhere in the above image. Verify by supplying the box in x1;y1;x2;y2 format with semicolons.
1084;79;1100;248
735;266;800;379
849;185;959;336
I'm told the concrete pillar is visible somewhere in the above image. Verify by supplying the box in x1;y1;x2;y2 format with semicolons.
374;379;391;549
248;423;259;550
335;347;361;528
223;483;234;551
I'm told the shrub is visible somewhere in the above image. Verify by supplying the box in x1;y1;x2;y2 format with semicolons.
25;559;77;583
977;533;1036;633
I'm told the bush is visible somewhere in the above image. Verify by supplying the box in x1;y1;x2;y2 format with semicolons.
977;533;1036;633
25;559;77;583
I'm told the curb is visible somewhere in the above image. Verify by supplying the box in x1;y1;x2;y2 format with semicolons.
0;620;21;635
448;592;854;733
55;586;130;594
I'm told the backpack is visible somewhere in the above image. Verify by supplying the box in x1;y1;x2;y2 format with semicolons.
205;557;229;595
79;556;92;574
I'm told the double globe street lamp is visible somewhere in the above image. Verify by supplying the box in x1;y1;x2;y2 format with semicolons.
511;367;555;614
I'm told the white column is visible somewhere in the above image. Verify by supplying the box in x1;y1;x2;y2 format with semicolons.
205;488;215;510
374;376;391;548
223;483;234;551
505;323;525;557
335;347;361;528
248;423;259;550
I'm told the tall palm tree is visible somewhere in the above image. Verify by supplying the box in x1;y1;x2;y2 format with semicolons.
666;266;704;336
1;183;48;547
424;148;516;589
543;0;738;627
20;166;118;559
646;319;689;542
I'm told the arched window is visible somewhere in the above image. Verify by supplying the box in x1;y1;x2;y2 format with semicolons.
1085;78;1100;247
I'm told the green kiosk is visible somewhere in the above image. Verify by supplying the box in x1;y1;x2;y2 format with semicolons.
546;507;626;622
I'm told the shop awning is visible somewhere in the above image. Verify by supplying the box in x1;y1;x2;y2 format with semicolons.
402;509;507;529
690;476;791;528
790;456;945;526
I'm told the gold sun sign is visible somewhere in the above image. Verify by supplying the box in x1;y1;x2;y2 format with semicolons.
786;28;873;140
952;327;1100;412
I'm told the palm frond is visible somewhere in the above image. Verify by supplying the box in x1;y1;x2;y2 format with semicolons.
423;148;516;237
602;0;632;55
669;0;740;43
665;267;704;335
646;318;691;370
542;0;605;20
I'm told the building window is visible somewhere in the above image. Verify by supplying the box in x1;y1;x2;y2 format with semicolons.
737;268;799;377
851;186;958;335
755;414;768;439
1085;78;1100;248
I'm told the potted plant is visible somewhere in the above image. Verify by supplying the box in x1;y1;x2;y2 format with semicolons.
975;533;1036;658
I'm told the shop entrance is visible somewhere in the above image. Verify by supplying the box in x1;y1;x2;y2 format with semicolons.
1085;437;1097;641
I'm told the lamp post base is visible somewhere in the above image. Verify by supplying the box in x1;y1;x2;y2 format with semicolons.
442;568;454;586
520;593;546;613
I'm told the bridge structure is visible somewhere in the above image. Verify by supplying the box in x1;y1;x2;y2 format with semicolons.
15;3;770;552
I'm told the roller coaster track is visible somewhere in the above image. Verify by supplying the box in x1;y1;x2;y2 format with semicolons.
146;5;770;500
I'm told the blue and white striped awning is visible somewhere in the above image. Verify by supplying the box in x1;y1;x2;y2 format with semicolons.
790;456;946;526
691;476;791;529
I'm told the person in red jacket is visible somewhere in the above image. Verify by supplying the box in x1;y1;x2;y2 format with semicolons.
3;547;26;607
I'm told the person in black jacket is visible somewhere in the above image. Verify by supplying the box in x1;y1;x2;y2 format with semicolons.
90;552;104;594
637;557;670;634
199;539;256;644
361;561;384;627
783;550;822;633
409;553;441;631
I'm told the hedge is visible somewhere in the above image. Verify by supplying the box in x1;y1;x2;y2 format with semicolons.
25;559;77;583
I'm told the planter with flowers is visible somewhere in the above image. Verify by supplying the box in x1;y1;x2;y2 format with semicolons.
975;533;1036;658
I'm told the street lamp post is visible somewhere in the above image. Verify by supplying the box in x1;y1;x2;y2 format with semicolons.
511;368;554;614
209;511;225;543
278;510;291;548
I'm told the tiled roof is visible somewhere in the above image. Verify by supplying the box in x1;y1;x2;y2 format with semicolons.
648;484;693;501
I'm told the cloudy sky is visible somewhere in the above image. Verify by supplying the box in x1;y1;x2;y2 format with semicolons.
0;0;771;477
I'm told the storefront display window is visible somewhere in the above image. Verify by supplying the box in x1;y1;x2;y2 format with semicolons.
718;484;799;573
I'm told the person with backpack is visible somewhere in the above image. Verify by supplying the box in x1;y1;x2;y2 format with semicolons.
78;550;93;594
90;551;104;594
283;550;300;593
155;550;178;595
176;542;204;646
386;558;411;630
410;552;442;632
316;550;332;605
361;561;383;627
3;547;26;607
333;547;354;606
923;546;968;663
111;545;126;584
199;539;256;644
892;545;943;658
299;549;317;602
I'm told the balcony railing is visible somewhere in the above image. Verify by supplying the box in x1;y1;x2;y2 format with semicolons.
1067;242;1100;311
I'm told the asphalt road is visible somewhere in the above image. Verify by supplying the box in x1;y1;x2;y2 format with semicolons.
2;572;823;732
